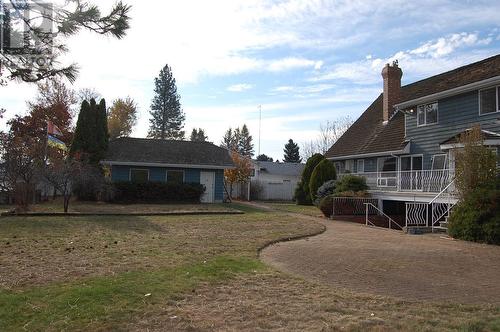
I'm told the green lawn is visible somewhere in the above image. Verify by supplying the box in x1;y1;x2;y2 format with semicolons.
0;205;498;331
264;202;323;217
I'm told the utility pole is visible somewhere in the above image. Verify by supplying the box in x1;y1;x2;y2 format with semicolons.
258;104;262;157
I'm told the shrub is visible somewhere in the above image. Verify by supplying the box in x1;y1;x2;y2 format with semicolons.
319;194;334;218
309;159;336;202
250;180;263;200
112;182;205;203
314;179;336;206
448;187;499;245
298;154;325;205
335;175;368;194
294;182;308;205
72;166;104;201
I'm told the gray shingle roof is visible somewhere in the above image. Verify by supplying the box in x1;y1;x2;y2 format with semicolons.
256;161;305;176
104;137;234;168
325;54;500;159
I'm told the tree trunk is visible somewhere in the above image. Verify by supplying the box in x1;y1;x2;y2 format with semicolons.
63;193;71;213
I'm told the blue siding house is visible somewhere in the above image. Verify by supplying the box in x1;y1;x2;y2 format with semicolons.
325;54;500;230
101;138;234;203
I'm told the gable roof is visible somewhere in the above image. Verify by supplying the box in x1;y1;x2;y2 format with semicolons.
325;54;500;159
103;137;234;169
256;161;305;177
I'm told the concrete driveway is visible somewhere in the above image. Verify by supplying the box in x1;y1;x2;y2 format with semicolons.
261;218;500;304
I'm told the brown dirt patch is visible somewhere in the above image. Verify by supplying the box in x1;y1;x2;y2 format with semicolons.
261;219;500;304
131;271;499;331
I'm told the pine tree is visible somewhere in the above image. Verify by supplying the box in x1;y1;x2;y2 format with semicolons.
256;154;273;162
283;139;302;163
148;64;185;140
221;128;237;151
190;128;208;142
238;124;254;157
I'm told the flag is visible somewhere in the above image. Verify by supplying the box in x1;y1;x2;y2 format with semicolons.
47;121;63;136
47;134;68;151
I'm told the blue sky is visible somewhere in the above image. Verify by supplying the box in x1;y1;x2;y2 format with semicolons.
1;0;500;160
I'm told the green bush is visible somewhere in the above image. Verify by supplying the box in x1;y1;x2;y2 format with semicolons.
294;182;308;205
298;153;325;205
319;194;334;218
309;159;336;202
335;175;368;194
314;179;336;206
448;187;499;245
112;182;205;203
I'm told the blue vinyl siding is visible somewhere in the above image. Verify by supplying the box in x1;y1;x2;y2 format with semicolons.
110;165;226;203
405;89;500;169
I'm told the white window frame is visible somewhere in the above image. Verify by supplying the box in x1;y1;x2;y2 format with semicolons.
165;169;185;184
129;168;149;182
345;160;354;173
431;154;448;170
356;159;364;173
417;102;438;127
478;85;500;116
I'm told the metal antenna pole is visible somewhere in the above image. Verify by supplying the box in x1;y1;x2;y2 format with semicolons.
258;105;262;156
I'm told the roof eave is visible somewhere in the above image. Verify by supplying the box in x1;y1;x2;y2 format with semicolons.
100;160;235;170
395;75;500;110
326;142;411;161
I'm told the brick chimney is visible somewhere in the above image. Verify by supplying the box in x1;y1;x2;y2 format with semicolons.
381;61;402;122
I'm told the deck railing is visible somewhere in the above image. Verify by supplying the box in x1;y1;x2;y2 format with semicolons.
338;169;455;193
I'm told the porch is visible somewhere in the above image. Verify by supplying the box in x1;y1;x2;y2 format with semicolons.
338;169;455;193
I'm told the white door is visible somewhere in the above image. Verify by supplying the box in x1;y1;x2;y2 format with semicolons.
200;171;215;203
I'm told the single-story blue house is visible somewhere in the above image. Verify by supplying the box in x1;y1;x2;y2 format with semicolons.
101;137;234;203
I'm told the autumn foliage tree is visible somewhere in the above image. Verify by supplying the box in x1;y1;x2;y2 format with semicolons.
107;97;138;140
224;151;253;201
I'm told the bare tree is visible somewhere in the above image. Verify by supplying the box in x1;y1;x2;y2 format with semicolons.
301;116;353;159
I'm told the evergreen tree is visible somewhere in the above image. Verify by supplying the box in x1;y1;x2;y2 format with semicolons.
148;64;185;140
221;128;237;151
238;124;254;157
70;98;109;164
95;99;109;160
283;139;302;163
256;154;273;162
190;128;208;142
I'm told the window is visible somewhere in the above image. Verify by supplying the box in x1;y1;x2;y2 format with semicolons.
345;160;354;173
130;169;149;183
167;170;184;184
479;87;499;115
400;155;422;171
431;154;447;170
356;159;364;173
417;102;438;126
250;169;256;177
377;157;397;172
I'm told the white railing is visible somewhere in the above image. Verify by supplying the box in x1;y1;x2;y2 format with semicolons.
405;202;428;227
364;203;403;230
339;169;455;193
405;178;456;230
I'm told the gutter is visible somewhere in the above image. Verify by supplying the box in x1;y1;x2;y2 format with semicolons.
440;139;500;150
395;75;500;109
100;160;235;170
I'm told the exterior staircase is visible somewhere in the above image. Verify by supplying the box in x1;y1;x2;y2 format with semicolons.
405;179;457;232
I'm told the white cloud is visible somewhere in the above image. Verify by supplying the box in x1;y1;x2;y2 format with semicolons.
227;83;254;92
311;32;497;84
267;57;323;72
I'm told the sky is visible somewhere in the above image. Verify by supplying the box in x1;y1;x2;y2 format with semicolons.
1;0;500;161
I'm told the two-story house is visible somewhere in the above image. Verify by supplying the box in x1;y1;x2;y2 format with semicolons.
325;54;500;230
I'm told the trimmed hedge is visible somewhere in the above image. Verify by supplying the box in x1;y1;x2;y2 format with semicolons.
335;175;368;194
297;154;325;205
112;182;205;203
309;159;336;202
448;187;499;245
